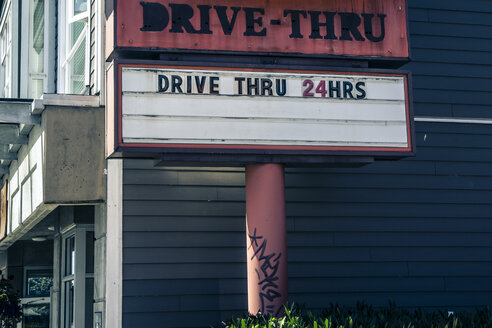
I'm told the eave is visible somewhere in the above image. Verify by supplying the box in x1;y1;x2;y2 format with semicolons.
0;98;40;183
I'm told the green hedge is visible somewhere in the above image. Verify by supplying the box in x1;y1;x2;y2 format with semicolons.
216;302;492;328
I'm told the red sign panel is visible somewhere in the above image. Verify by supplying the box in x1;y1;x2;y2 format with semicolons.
109;0;408;59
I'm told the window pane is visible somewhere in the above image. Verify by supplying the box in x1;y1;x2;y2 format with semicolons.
30;0;45;98
85;278;94;328
30;78;43;98
70;38;86;94
70;21;85;47
73;0;87;16
26;269;53;297
65;236;75;276
24;303;50;328
86;231;94;274
32;0;44;56
64;280;74;328
1;12;10;97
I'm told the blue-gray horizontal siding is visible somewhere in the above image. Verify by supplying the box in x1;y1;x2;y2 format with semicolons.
122;122;492;327
284;123;492;312
122;164;246;328
404;1;492;118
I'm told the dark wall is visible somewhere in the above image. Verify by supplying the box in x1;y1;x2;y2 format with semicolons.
120;1;492;327
7;240;53;294
287;121;492;310
403;0;492;118
122;163;246;327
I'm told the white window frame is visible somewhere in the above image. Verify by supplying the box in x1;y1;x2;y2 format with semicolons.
0;0;13;98
18;0;54;98
58;0;90;94
27;0;47;98
60;224;94;328
19;0;29;97
94;0;104;97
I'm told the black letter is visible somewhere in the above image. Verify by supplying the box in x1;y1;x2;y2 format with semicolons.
343;81;354;99
261;79;273;96
276;79;286;96
169;3;199;33
339;13;365;41
195;76;206;93
247;78;259;95
243;8;267;36
362;14;386;42
329;81;341;98
284;10;307;38
171;75;183;93
140;2;169;31
214;6;241;35
355;82;366;99
308;11;336;40
197;5;212;34
210;77;219;94
158;75;169;92
235;77;245;95
186;76;192;93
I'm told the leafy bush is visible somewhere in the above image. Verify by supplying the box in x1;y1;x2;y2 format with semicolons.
0;275;22;328
216;302;492;328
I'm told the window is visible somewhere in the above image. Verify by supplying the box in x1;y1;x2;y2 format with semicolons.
26;269;53;297
60;0;89;94
0;0;51;98
22;267;53;328
0;1;12;97
29;0;45;98
61;227;94;328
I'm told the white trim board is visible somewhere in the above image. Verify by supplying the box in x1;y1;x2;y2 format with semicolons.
105;159;122;328
415;117;492;125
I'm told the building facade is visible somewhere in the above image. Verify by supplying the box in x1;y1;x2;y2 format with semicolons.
0;0;490;328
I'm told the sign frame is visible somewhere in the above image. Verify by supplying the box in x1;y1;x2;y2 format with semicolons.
105;0;410;62
106;59;415;163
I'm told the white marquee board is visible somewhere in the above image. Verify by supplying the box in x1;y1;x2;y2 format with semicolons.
110;64;413;159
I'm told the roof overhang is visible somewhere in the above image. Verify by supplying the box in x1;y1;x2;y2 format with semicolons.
0;99;40;183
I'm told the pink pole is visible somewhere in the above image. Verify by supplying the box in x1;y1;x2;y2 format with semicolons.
245;164;288;316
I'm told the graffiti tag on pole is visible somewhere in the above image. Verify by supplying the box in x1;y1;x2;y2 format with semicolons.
248;228;282;315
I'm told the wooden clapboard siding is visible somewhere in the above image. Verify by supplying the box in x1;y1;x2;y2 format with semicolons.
286;123;492;311
122;163;247;327
122;121;492;326
403;2;492;118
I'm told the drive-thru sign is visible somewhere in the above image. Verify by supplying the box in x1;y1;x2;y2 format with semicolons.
107;63;413;161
